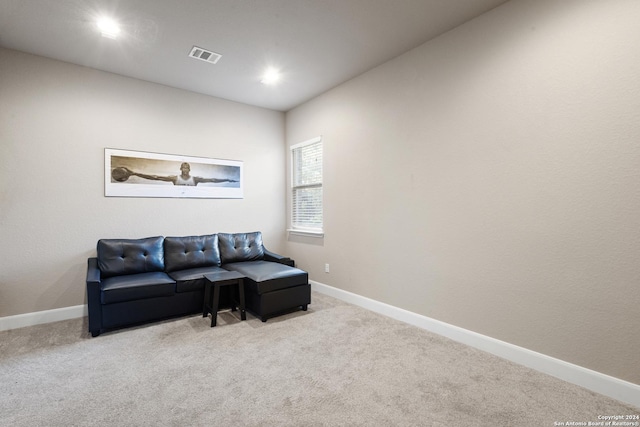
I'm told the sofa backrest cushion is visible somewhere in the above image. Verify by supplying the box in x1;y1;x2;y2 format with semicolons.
218;232;264;263
97;236;165;278
164;234;221;272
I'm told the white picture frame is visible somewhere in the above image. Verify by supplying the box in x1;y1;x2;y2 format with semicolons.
105;148;243;199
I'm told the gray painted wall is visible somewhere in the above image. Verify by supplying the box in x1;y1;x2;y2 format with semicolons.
0;48;286;317
285;0;640;384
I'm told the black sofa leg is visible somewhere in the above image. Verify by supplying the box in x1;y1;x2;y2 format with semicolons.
302;305;308;311
91;330;100;337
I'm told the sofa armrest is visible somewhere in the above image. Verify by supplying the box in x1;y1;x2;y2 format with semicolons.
86;258;103;336
87;257;101;284
263;248;295;267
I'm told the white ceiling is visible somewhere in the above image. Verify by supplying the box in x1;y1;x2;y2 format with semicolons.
0;0;509;111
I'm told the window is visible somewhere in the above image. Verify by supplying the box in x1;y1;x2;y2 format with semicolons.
290;136;323;235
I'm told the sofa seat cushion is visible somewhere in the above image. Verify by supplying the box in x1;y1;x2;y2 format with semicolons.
168;266;227;293
101;272;176;304
222;261;308;295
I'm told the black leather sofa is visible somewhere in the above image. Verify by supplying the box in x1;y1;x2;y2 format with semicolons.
86;232;310;336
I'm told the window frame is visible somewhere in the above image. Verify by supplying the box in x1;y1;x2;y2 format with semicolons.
288;136;324;237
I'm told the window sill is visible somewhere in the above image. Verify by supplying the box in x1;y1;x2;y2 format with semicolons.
287;229;324;238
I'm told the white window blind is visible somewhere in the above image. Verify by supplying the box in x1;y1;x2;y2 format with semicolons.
291;137;323;232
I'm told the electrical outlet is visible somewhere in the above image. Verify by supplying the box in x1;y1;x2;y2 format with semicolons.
325;263;330;273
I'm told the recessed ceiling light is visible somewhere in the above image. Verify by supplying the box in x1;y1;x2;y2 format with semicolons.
261;67;281;85
97;17;121;39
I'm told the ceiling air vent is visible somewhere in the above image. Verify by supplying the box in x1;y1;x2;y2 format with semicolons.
188;46;222;64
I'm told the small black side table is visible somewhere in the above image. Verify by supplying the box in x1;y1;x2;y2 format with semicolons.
203;271;246;327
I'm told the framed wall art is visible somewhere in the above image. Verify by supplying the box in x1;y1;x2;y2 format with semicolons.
105;148;243;199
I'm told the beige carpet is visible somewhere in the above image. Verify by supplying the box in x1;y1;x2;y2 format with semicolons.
0;292;637;426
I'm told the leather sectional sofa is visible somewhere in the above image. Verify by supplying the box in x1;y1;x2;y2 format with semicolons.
86;231;310;337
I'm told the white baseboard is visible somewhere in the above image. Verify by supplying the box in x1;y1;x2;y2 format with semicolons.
0;304;87;332
311;280;640;409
